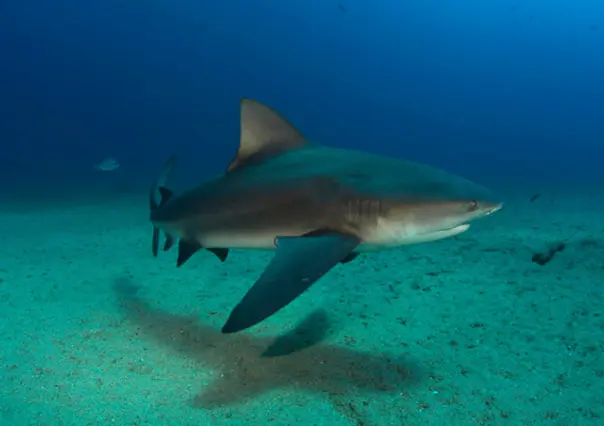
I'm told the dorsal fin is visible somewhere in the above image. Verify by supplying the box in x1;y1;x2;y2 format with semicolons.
227;98;307;172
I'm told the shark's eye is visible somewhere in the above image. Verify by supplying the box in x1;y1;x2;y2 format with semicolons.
468;200;478;211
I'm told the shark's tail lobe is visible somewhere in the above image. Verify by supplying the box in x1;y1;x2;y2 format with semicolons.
150;155;176;257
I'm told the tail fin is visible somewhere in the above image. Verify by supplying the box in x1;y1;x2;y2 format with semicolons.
150;155;176;257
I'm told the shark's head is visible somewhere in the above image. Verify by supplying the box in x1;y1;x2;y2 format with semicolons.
369;198;503;246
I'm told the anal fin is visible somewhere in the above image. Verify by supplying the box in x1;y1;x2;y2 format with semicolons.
207;248;229;262
177;240;202;267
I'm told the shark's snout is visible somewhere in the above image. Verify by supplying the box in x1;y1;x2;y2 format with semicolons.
481;201;503;216
365;198;503;247
422;199;503;231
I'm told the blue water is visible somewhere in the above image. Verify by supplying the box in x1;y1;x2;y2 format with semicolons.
1;1;603;425
2;0;603;188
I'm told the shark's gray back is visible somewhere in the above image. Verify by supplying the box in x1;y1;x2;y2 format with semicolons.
156;145;496;227
216;145;497;202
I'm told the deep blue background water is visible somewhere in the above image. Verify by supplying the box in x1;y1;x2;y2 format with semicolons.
1;0;602;192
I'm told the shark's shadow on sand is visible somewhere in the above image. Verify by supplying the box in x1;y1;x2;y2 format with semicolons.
113;277;421;409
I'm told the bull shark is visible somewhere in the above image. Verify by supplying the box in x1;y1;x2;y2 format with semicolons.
150;98;503;334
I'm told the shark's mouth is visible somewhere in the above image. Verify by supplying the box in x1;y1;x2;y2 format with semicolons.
393;223;471;246
429;223;470;239
444;222;469;230
369;218;473;249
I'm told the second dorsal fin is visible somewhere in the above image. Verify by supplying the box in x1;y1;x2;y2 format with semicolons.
227;98;307;172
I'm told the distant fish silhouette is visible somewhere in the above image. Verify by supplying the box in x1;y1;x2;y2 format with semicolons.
529;193;541;203
94;157;120;172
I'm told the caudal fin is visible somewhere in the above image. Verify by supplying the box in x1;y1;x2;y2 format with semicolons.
150;155;176;257
150;155;176;210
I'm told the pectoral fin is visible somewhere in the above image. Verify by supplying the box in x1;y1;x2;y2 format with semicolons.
221;233;360;334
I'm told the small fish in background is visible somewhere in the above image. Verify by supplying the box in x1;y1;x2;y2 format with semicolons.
529;193;541;203
94;157;120;172
338;3;346;13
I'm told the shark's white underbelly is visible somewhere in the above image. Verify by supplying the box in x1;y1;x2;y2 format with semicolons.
195;223;470;252
199;233;277;250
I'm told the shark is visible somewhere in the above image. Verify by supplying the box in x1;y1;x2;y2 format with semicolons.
149;98;503;334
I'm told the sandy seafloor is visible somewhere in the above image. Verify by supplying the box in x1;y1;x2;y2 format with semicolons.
0;187;603;426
